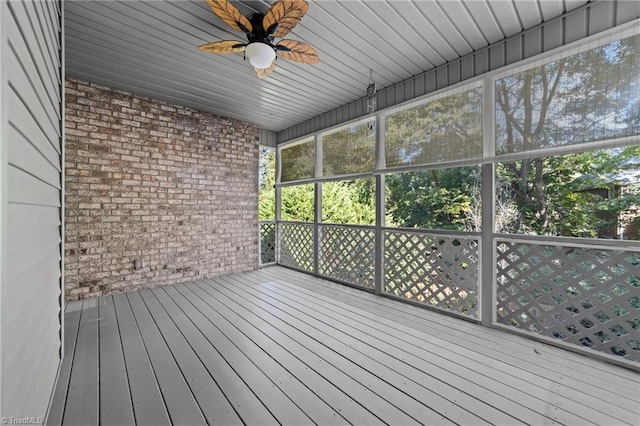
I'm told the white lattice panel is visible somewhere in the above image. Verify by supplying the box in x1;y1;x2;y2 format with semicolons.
260;222;276;265
496;241;640;362
384;231;479;317
279;223;314;272
319;226;375;289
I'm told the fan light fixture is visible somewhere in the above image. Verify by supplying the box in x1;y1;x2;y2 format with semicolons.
245;42;276;69
199;0;319;79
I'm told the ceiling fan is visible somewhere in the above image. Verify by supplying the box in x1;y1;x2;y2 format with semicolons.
199;0;319;79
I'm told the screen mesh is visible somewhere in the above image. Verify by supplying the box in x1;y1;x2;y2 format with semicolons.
322;120;375;176
496;33;640;155
385;87;483;168
280;138;315;182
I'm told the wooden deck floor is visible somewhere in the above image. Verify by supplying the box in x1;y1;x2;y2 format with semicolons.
47;267;640;426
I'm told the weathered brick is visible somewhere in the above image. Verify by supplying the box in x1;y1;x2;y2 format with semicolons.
65;77;260;301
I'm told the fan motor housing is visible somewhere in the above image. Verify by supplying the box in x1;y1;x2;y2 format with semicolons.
248;13;273;44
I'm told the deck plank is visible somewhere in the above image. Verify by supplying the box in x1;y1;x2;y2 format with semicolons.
211;275;538;425
62;299;98;425
112;293;170;425
264;267;640;394
98;296;135;426
187;280;431;425
252;269;638;425
46;302;82;425
138;289;243;425
260;268;640;422
126;291;207;425
185;280;350;425
179;281;381;425
169;283;315;425
150;286;279;426
49;267;640;426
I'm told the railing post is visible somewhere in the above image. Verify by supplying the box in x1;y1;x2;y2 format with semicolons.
275;146;282;265
375;175;384;295
480;75;496;326
314;133;322;276
480;163;495;326
374;113;385;296
314;182;321;276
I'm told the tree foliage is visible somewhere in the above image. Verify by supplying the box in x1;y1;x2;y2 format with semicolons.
385;88;482;167
259;147;276;220
262;34;640;240
323;121;375;176
385;167;479;230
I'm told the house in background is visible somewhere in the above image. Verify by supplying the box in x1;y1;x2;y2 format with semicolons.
1;1;639;424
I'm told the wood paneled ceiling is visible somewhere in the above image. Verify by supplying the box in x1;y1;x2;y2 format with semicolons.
65;0;590;132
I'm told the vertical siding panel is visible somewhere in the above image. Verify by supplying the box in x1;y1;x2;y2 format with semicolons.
336;107;344;125
615;1;640;25
394;83;405;105
523;28;542;58
489;43;505;71
404;78;415;103
354;99;363;118
448;59;461;85
461;56;475;81
506;36;523;65
565;9;588;43
436;67;448;89
475;48;489;75
588;1;616;35
386;86;395;109
260;130;277;148
414;72;426;96
543;19;564;52
1;0;63;422
319;113;326;130
425;70;436;94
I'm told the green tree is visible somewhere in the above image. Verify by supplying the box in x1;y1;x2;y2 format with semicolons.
280;184;315;222
322;179;375;225
495;34;640;235
386;167;480;230
281;139;314;182
385;88;482;167
322;121;375;177
259;147;276;220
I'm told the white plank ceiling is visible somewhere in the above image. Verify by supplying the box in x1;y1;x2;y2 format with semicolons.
65;0;590;131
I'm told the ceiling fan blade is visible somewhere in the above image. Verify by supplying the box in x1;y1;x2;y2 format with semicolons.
199;40;246;53
276;39;319;64
255;60;277;80
263;0;308;38
206;0;253;34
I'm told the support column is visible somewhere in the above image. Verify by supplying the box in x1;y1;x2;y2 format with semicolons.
275;147;282;264
480;75;496;326
374;114;385;295
313;133;322;276
480;163;495;326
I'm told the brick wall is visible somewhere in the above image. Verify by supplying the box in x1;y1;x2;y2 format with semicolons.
64;78;260;300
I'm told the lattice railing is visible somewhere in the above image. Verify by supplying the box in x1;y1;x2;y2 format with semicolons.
319;225;375;289
384;231;479;317
279;222;314;272
259;222;276;265
496;240;640;362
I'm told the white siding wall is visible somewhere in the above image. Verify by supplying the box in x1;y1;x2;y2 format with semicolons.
0;0;63;420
